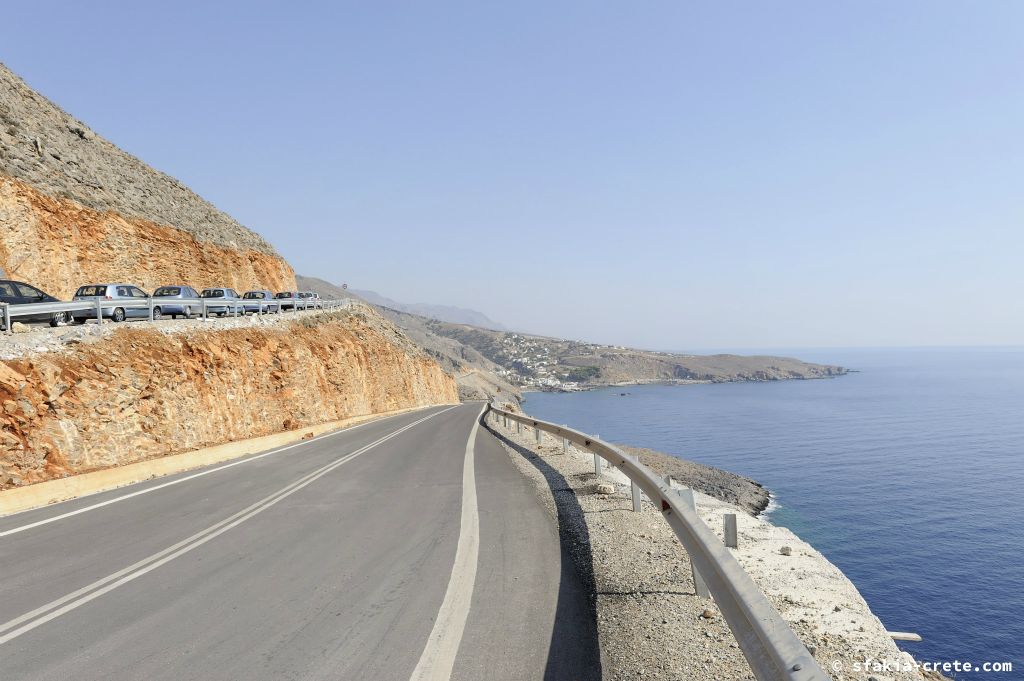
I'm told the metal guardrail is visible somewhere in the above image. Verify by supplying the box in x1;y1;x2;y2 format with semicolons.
486;404;830;681
0;297;353;334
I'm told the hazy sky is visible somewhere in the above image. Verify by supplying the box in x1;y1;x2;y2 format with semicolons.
4;2;1022;349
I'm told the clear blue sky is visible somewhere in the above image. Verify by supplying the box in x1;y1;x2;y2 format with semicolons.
4;1;1022;349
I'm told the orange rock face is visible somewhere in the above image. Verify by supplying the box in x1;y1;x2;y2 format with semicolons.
0;176;296;298
0;312;459;487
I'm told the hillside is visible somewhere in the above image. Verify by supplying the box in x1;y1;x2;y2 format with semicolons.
410;318;846;390
0;63;295;297
296;273;849;396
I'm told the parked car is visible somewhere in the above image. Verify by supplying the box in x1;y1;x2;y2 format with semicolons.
0;280;69;328
153;285;201;319
72;283;153;323
200;288;243;316
242;290;279;314
275;291;300;311
297;291;322;310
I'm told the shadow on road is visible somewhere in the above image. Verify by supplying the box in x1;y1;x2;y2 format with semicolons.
482;419;604;681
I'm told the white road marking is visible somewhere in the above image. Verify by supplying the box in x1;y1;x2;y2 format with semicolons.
0;406;445;537
0;406;456;645
410;404;485;681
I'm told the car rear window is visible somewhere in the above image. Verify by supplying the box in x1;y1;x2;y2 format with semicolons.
201;289;225;298
154;287;181;296
275;292;292;299
243;291;266;299
76;285;106;296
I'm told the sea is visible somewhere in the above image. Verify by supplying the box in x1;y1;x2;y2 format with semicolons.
521;348;1023;677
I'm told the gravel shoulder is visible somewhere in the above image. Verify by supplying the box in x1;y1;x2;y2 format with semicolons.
484;412;946;681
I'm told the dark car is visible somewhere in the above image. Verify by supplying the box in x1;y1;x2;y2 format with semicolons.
0;280;70;328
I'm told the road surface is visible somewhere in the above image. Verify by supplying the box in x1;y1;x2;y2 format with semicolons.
0;403;601;680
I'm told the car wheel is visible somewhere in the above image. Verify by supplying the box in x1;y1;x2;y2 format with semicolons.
184;306;192;319
112;307;126;323
152;306;162;321
50;311;68;327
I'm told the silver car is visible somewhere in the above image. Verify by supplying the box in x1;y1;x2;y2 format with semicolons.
200;288;243;316
153;285;201;319
242;290;280;314
297;291;322;310
72;283;153;323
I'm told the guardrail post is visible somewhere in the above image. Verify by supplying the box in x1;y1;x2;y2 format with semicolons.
562;437;569;454
631;456;642;512
724;513;738;548
593;452;602;476
202;299;208;320
95;297;103;324
676;486;711;599
148;297;155;321
516;421;522;435
1;303;10;334
535;427;542;444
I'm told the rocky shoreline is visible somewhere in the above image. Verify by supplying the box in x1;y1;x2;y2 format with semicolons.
485;411;946;681
620;445;770;516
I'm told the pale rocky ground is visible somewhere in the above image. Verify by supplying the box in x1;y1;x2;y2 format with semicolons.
486;413;944;681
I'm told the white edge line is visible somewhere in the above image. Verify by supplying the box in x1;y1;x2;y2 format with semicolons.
0;406;458;643
0;406;447;537
409;404;484;681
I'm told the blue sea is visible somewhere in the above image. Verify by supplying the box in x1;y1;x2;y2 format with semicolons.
522;348;1023;676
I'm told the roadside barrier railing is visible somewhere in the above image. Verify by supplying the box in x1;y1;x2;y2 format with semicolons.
486;403;830;681
0;297;353;334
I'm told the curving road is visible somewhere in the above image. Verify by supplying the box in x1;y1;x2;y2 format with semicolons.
0;403;601;680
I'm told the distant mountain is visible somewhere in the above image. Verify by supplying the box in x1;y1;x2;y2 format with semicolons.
296;276;507;330
348;289;507;331
294;275;360;301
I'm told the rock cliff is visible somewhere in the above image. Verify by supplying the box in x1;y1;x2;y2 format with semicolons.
0;307;458;488
0;63;294;296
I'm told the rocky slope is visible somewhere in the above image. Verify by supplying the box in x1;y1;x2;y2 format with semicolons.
297;276;520;401
0;306;458;488
0;63;294;297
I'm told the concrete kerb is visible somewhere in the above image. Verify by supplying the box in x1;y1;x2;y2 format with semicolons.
0;403;455;517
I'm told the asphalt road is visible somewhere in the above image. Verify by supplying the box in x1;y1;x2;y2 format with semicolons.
0;403;601;680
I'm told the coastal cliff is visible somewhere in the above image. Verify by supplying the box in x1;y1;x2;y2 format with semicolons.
295;278;847;400
0;306;458;489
